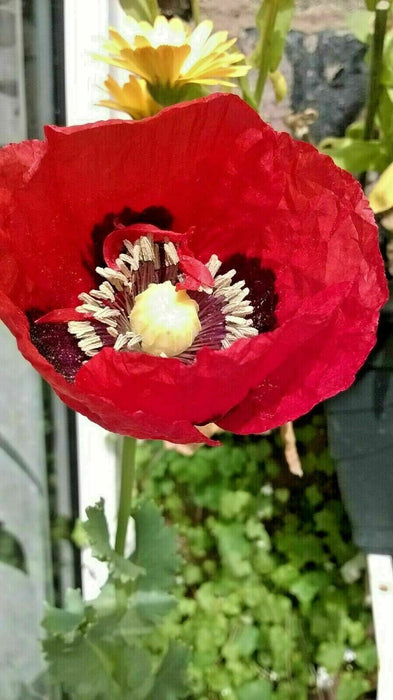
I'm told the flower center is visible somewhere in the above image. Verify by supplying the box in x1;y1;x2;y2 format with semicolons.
129;281;201;357
68;230;259;364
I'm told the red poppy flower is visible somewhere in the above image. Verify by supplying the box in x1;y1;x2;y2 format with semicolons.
0;94;387;445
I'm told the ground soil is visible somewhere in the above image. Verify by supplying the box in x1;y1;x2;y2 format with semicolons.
200;1;364;34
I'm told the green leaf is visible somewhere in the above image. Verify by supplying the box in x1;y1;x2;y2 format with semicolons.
336;672;371;700
83;499;113;560
219;490;251;519
0;523;27;573
211;522;253;577
245;518;271;546
147;643;189;699
364;0;393;8
290;571;330;606
113;646;154;699
355;641;378;672
345;121;366;138
119;591;177;642
131;501;180;591
222;625;260;660
269;625;295;673
316;641;346;673
253;0;295;72
238;679;272;700
305;485;323;508
275;532;325;567
347;10;373;44
42;588;85;636
319;137;389;173
83;500;144;583
271;563;299;589
381;32;393;86
340;553;366;584
238;75;259;110
119;0;159;23
378;88;393;149
43;631;122;699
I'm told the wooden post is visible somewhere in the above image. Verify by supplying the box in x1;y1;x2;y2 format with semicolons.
63;0;125;600
367;554;393;700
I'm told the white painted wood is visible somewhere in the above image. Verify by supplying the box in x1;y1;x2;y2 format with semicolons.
64;0;128;599
76;415;118;600
64;0;126;126
367;554;393;700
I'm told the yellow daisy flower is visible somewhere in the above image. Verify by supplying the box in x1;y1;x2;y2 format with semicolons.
99;15;250;90
100;75;161;119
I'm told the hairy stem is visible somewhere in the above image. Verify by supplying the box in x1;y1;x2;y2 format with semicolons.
191;0;200;24
363;0;389;140
115;436;137;556
254;0;279;108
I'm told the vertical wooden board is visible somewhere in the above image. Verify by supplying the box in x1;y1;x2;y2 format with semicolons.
367;554;393;700
0;0;26;145
76;414;118;600
0;326;51;698
64;0;126;599
64;0;113;125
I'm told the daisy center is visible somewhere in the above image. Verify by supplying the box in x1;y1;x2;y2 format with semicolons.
129;281;201;357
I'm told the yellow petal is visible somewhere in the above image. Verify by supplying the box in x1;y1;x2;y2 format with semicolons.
99;17;250;91
100;76;161;119
369;162;393;214
108;28;131;50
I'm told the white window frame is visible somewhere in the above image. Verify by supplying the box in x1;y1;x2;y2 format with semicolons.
64;0;126;600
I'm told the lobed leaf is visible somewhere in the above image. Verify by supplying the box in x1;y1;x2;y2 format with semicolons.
131;501;180;591
252;0;295;72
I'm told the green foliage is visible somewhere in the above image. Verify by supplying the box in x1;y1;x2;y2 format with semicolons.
136;411;377;699
119;0;159;23
41;501;188;699
249;0;294;107
320;3;393;174
319;136;389;173
84;499;143;583
346;10;373;44
131;500;180;591
252;0;295;73
0;523;27;573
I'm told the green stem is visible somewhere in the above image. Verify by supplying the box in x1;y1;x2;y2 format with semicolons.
191;0;200;24
363;0;389;141
254;0;279;108
115;436;137;556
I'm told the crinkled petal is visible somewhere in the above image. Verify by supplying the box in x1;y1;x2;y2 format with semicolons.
0;94;387;443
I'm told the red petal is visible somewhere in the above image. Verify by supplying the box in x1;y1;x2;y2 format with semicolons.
177;253;215;290
0;95;387;443
1;95;265;315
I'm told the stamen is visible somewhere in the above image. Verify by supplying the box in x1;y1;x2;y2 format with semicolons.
206;254;222;277
164;241;179;266
68;320;104;357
